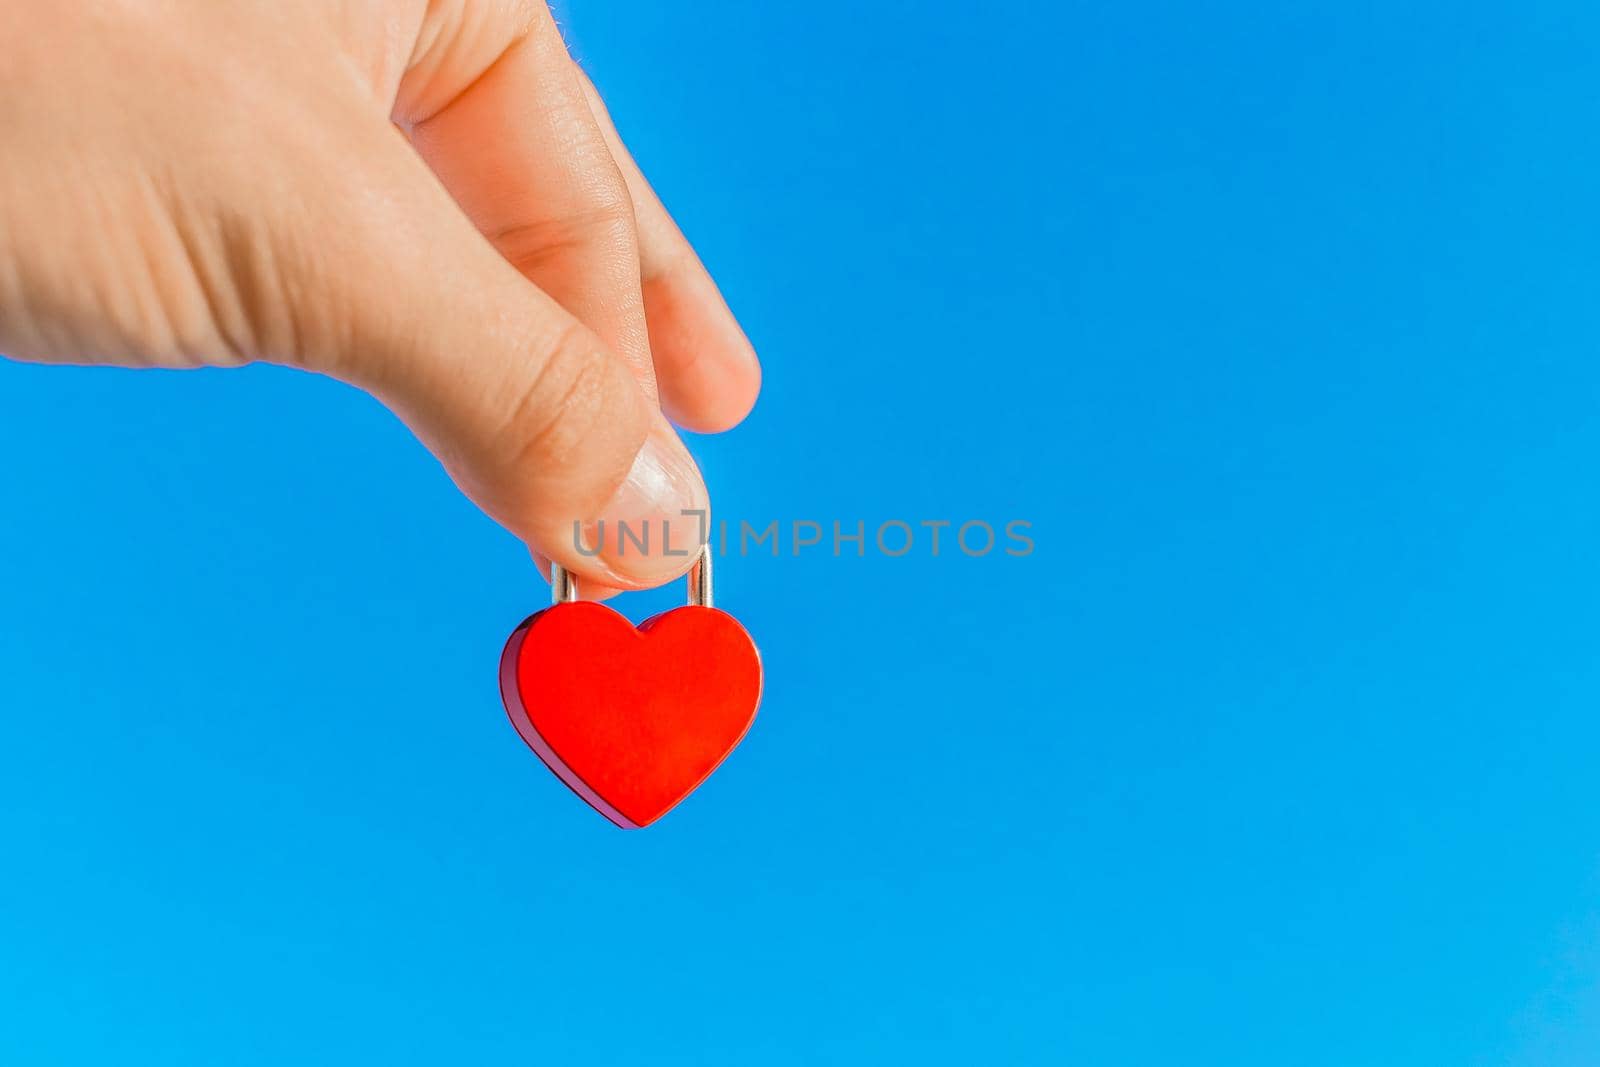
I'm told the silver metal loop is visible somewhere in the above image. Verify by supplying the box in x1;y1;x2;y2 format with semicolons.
550;543;713;609
689;544;712;609
551;563;578;605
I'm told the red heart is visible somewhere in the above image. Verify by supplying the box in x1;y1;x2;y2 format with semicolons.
499;602;763;828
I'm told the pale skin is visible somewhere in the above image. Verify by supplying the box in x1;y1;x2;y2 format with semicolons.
0;1;761;597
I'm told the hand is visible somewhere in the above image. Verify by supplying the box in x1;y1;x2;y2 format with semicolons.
0;1;760;594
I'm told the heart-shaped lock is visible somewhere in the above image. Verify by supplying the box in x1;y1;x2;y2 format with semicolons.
499;547;762;828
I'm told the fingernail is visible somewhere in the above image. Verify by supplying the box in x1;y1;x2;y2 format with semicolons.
585;420;709;585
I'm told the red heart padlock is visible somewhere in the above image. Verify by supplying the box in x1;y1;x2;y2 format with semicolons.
498;549;762;828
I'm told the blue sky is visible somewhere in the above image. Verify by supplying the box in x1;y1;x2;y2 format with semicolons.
3;1;1600;1062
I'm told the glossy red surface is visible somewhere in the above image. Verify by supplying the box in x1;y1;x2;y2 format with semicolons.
499;602;763;828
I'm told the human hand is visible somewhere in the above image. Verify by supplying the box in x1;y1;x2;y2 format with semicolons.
0;0;760;593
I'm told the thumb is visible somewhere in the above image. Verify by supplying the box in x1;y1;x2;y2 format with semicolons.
298;124;708;590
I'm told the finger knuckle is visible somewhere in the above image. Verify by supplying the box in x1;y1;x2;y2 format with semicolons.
488;187;637;278
504;320;638;476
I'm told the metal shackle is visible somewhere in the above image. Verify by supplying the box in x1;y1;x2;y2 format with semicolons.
549;543;713;609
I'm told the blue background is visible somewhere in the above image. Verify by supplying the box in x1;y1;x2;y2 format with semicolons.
3;1;1599;1062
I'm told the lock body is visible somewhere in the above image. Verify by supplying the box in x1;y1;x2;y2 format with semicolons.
500;548;762;828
